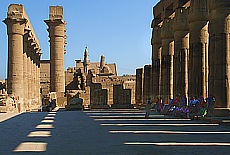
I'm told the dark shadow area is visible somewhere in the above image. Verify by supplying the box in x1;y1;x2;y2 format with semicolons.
0;112;48;155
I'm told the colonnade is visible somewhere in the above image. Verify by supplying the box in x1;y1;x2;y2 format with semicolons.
151;0;230;108
3;4;41;111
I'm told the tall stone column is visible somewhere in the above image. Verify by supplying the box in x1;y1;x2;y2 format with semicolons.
161;18;174;103
135;68;144;104
209;1;230;108
45;6;66;97
173;7;189;99
151;20;162;100
188;0;209;98
23;33;29;111
27;39;32;109
3;18;26;100
36;51;42;104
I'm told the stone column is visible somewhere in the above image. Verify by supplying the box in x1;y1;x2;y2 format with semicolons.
23;33;29;111
161;18;174;103
36;51;42;104
173;7;189;99
3;18;26;100
209;0;230;108
143;65;152;101
151;20;162;100
135;68;144;104
45;6;66;97
27;39;32;109
188;0;209;98
31;46;36;103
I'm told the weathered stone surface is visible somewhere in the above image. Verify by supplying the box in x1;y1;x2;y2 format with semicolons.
3;4;41;112
45;6;66;99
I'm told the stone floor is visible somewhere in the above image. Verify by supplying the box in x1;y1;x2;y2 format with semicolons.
0;109;230;155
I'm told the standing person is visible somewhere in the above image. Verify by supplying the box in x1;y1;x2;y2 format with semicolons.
206;94;215;116
145;98;152;118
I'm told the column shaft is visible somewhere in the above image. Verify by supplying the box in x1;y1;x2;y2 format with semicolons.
188;0;209;98
161;18;174;103
4;20;26;99
151;23;162;99
209;0;230;108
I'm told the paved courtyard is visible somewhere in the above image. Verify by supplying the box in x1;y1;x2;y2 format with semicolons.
0;109;230;155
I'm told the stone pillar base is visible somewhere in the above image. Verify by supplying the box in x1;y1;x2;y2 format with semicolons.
213;108;230;117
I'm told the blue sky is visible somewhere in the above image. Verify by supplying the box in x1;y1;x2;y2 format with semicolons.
0;0;158;79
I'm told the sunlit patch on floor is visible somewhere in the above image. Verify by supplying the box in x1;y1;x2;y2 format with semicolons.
124;142;230;146
94;118;191;121
13;142;47;152
89;115;166;118
100;123;219;126
36;124;54;129
44;116;55;120
27;131;51;137
87;112;147;115
47;113;56;117
49;112;57;114
109;130;230;134
41;119;54;123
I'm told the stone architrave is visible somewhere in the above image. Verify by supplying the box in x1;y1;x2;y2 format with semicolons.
161;18;174;103
173;7;189;99
209;0;230;108
188;0;209;98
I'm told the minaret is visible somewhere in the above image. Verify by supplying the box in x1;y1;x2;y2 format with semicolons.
83;46;89;74
100;55;105;70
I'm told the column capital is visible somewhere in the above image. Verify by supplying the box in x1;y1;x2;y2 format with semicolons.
173;7;189;32
188;0;209;23
161;18;174;40
3;18;27;35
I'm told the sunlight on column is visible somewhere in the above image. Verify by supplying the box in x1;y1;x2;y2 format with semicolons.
110;130;230;134
27;131;51;137
100;123;219;126
124;142;230;146
13;142;47;152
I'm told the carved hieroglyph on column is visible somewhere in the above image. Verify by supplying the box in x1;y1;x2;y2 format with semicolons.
173;7;189;99
45;6;67;97
209;0;230;108
188;0;209;98
151;20;162;99
161;18;174;103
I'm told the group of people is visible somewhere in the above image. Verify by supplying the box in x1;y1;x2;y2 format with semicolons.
145;94;216;119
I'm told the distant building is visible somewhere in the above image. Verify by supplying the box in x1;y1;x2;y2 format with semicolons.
40;47;136;108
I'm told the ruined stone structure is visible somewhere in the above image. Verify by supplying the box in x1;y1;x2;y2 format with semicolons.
147;0;230;109
3;4;42;112
63;47;136;109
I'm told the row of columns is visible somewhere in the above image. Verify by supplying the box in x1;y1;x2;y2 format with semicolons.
151;0;230;108
3;4;41;111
